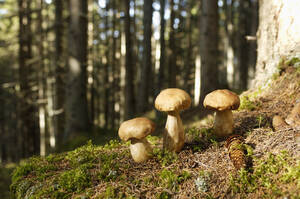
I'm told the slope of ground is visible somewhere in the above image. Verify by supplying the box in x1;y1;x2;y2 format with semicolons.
10;60;300;199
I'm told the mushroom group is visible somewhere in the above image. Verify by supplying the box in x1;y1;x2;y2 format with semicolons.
203;89;240;137
118;117;155;163
155;88;191;152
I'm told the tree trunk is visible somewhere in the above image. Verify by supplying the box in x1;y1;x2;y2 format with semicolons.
247;0;258;87
236;1;250;90
65;0;89;139
184;0;193;93
37;0;47;156
54;0;65;148
168;0;176;87
110;0;117;129
124;0;136;119
104;0;110;128
137;0;153;113
254;0;300;87
157;0;166;93
199;0;219;103
18;0;40;157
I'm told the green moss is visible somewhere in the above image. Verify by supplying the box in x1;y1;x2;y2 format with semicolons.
239;95;261;111
153;148;178;167
286;57;300;66
158;169;191;191
103;139;122;150
66;140;97;167
229;151;300;197
185;127;218;151
58;164;91;192
97;152;120;182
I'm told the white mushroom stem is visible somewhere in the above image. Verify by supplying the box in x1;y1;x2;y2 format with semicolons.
214;109;234;137
129;138;153;163
163;111;185;152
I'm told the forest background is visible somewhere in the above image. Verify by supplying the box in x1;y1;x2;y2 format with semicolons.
0;0;259;162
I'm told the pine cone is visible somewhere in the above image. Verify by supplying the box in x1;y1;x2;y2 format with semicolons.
229;149;246;170
226;135;246;170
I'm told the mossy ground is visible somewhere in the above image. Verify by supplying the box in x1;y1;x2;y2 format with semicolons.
9;61;300;198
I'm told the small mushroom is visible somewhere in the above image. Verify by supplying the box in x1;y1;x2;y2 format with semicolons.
155;88;191;152
286;103;300;126
272;115;288;131
118;117;155;163
203;89;240;137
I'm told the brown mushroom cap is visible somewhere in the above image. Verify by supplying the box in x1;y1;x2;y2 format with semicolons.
155;88;191;112
118;117;155;142
203;89;240;111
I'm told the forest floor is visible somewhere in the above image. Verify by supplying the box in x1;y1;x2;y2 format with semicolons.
9;63;300;198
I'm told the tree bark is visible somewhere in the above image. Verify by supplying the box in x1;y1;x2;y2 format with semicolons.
168;0;176;87
124;0;136;119
254;0;300;87
65;0;89;139
18;0;40;157
104;0;110;128
236;1;250;90
137;0;153;113
53;0;65;148
157;0;166;93
199;0;219;103
184;0;193;93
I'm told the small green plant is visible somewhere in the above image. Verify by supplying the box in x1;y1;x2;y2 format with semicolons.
194;170;211;192
153;148;178;166
239;96;260;111
103;139;122;150
185;127;217;151
147;135;160;145
158;169;191;191
286;57;300;66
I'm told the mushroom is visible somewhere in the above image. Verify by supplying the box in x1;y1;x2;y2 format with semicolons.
286;103;300;126
155;88;191;152
118;117;155;163
203;89;240;137
272;115;288;131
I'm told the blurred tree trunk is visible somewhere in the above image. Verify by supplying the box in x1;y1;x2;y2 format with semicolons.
137;0;153;113
157;0;166;93
104;0;110;128
37;0;47;156
248;0;258;82
168;0;176;87
54;0;65;149
18;0;40;157
199;0;219;103
110;0;117;129
65;0;89;139
236;1;250;90
124;0;135;119
184;0;193;93
224;0;234;89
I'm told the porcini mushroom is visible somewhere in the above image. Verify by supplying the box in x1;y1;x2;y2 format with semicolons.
155;88;191;152
118;117;155;163
203;89;240;137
